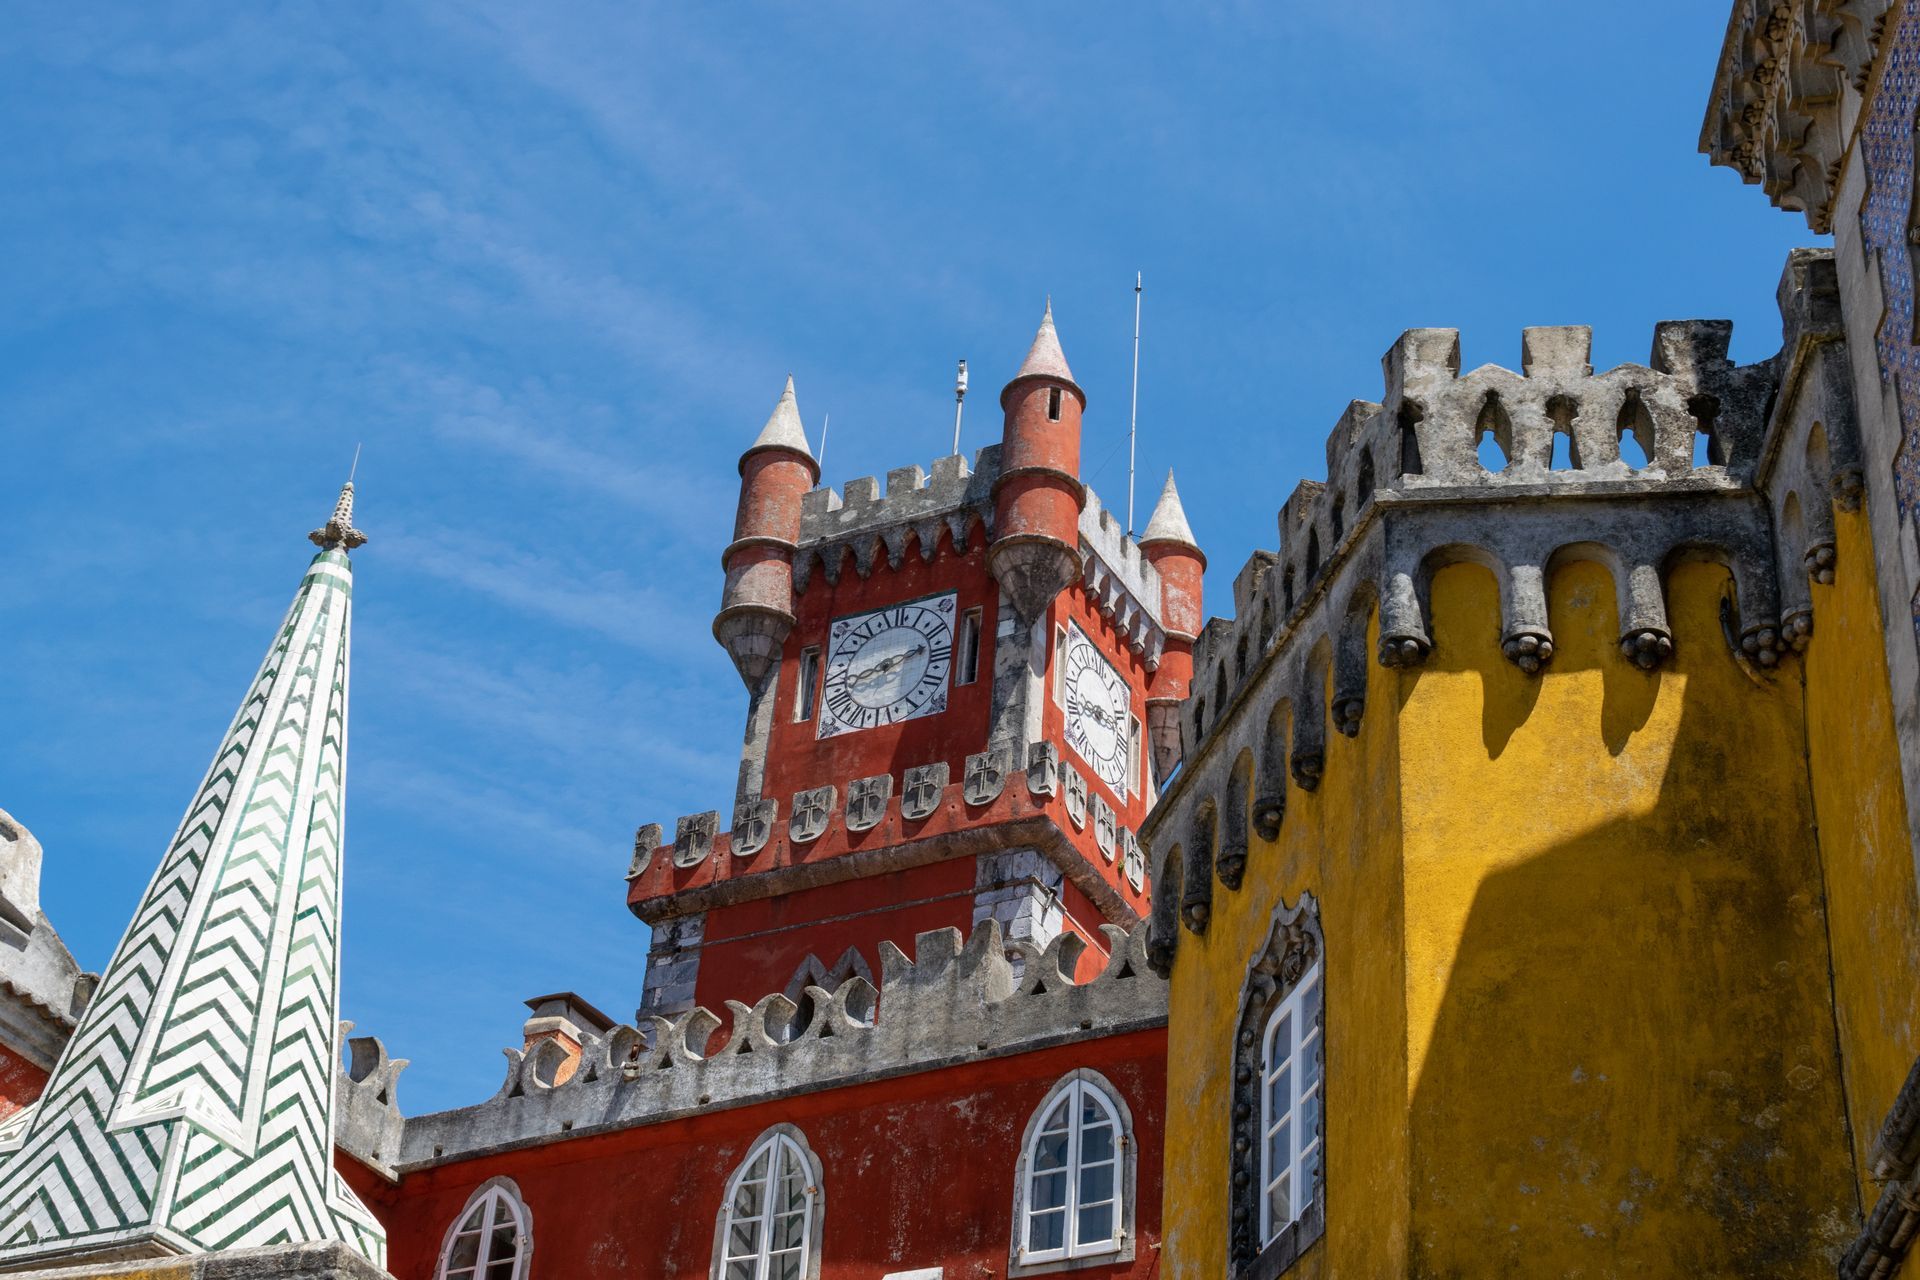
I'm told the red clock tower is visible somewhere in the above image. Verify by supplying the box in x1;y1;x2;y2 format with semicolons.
626;304;1205;1017
34;304;1204;1280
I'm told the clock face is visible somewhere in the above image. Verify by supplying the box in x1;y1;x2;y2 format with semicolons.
1062;622;1132;800
818;594;957;739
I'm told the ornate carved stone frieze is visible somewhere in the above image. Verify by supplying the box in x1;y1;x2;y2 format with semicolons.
1700;0;1894;234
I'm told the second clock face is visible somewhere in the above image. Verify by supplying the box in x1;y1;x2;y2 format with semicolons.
818;594;957;739
1063;622;1132;800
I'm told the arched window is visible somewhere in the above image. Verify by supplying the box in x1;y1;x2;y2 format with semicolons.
715;1125;824;1280
436;1178;531;1280
1260;961;1322;1246
1230;894;1325;1275
1011;1070;1136;1274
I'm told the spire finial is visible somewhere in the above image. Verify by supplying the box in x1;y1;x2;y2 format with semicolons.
309;473;368;552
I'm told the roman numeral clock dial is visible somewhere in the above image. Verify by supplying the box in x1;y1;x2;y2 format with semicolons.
1061;623;1132;801
818;594;957;739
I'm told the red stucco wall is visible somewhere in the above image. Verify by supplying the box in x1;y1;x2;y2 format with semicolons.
0;1044;48;1121
357;1029;1166;1280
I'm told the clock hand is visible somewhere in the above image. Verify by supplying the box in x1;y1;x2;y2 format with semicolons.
848;642;927;688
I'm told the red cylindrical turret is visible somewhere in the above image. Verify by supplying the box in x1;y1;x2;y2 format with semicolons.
1139;472;1205;779
989;302;1086;619
715;377;819;687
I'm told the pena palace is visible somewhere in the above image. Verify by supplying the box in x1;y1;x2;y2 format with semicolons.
20;3;1920;1277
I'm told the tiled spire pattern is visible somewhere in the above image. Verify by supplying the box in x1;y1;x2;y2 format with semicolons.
0;519;383;1264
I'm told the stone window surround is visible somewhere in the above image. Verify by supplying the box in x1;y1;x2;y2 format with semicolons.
1229;894;1325;1280
710;1122;827;1280
1007;1069;1139;1279
434;1176;533;1280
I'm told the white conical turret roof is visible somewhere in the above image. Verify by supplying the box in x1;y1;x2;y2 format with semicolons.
744;375;814;463
1011;299;1076;386
1141;471;1199;549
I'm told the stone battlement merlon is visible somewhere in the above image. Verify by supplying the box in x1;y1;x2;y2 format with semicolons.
1080;488;1168;668
624;739;1150;929
1183;310;1791;752
1140;250;1867;977
790;443;1172;655
334;918;1165;1176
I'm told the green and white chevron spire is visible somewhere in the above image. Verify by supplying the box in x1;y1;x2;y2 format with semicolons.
0;483;384;1266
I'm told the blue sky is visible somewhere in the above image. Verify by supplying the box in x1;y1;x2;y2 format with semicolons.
1;2;1812;1113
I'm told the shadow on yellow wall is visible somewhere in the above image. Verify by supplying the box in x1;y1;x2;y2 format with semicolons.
1401;558;1855;1276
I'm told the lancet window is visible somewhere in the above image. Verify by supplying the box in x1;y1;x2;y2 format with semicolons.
1230;895;1325;1278
436;1178;532;1280
1011;1070;1137;1275
715;1126;824;1280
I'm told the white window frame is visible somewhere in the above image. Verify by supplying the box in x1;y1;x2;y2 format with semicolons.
435;1177;532;1280
712;1124;825;1280
1259;959;1323;1248
794;647;821;722
1051;625;1068;707
1128;714;1144;798
956;607;984;687
1010;1070;1136;1276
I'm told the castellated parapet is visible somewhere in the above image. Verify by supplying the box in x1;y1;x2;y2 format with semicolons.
791;447;1167;664
1143;248;1862;971
333;919;1164;1177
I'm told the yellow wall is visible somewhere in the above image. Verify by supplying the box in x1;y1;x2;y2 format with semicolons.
1803;506;1920;1202
1164;556;1868;1276
1400;559;1855;1274
1161;616;1409;1279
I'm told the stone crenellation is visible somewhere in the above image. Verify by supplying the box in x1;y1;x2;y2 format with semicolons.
626;743;1146;903
791;446;1170;667
793;448;998;592
1079;488;1167;667
1144;249;1866;977
336;918;1165;1175
1175;251;1861;774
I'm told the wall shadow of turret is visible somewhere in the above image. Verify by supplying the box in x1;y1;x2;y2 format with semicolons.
1399;558;1857;1276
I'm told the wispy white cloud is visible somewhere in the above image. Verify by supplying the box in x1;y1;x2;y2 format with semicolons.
379;522;715;661
378;361;734;534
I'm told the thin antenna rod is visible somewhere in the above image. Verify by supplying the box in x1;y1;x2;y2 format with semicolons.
1127;272;1142;534
818;413;830;474
348;442;362;484
951;358;969;455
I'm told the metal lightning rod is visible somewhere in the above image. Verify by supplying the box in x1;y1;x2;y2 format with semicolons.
951;358;969;455
817;413;830;474
1127;272;1142;535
